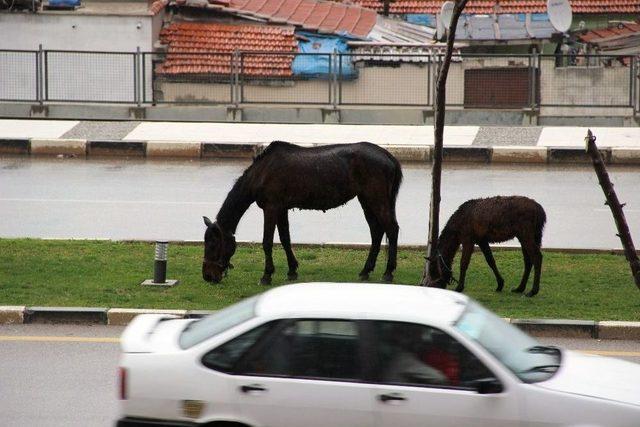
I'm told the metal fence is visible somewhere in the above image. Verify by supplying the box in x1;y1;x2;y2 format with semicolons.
1;49;638;112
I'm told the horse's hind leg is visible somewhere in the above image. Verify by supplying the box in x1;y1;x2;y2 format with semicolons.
455;242;474;293
381;217;399;283
512;238;533;294
260;207;278;286
277;210;299;281
478;240;504;292
358;197;384;281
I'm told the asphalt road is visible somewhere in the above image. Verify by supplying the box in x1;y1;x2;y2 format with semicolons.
0;324;638;427
1;157;640;249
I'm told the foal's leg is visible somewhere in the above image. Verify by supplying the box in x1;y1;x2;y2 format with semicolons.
512;238;532;294
455;242;474;293
478;240;504;292
260;207;278;286
526;244;543;298
357;197;384;281
277;210;299;281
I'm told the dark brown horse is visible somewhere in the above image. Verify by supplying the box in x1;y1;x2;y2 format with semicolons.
203;141;403;285
425;196;546;297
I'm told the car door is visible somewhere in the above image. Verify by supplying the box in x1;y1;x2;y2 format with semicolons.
367;321;521;427
230;318;375;427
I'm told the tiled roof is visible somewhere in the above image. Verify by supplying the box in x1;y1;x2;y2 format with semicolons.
342;0;640;15
578;21;640;55
181;0;378;38
149;0;170;14
157;22;298;77
579;21;640;42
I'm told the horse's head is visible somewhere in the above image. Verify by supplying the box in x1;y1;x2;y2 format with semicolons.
202;216;236;283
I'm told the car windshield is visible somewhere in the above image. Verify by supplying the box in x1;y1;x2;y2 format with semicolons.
454;301;561;383
179;296;258;349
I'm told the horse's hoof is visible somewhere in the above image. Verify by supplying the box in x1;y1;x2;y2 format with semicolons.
359;273;369;281
525;290;537;298
454;286;464;293
382;273;393;283
511;288;525;293
259;277;272;286
495;285;504;292
287;272;298;281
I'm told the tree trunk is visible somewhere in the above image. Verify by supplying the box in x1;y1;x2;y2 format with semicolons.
421;1;468;286
585;129;640;290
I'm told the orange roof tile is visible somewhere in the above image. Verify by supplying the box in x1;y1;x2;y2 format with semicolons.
157;22;298;77
338;0;640;15
180;0;378;38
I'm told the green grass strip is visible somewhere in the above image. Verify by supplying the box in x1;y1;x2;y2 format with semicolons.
1;239;639;321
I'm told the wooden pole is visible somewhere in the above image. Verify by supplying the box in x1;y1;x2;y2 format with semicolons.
585;129;640;290
421;0;468;286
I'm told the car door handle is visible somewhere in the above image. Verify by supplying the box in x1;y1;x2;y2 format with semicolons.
378;393;407;402
240;384;267;393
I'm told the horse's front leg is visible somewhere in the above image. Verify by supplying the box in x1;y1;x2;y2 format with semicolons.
260;208;278;286
478;240;504;292
455;242;474;293
277;210;299;281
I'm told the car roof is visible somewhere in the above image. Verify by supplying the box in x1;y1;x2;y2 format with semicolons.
255;282;469;327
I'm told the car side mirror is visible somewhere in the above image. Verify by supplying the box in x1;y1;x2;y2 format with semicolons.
474;377;503;394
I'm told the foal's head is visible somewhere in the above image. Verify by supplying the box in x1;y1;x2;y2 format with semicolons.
202;216;236;283
424;253;453;289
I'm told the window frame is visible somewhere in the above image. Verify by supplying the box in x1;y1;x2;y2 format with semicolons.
361;320;503;392
200;319;283;374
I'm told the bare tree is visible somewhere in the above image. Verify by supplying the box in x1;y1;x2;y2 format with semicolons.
585;129;640;290
421;0;468;286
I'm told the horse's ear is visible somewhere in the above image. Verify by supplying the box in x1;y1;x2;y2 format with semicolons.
203;216;213;227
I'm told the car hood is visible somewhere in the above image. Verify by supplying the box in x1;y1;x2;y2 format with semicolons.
536;350;640;407
120;314;195;353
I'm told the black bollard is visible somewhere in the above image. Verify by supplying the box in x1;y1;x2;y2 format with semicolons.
154;241;168;284
142;241;178;287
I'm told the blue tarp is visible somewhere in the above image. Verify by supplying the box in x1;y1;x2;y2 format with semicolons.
292;33;355;78
405;14;436;27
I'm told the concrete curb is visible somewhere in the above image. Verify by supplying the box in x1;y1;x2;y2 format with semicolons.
1;305;637;340
2;137;640;164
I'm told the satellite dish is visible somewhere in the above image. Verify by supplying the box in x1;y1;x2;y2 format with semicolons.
441;1;455;29
547;0;572;33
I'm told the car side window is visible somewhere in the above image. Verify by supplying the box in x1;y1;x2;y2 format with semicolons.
371;321;495;389
239;319;362;382
201;322;275;373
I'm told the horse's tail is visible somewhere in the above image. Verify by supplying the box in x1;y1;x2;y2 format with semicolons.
388;153;403;215
534;202;547;247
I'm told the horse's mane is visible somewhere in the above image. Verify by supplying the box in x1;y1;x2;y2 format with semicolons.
253;140;298;163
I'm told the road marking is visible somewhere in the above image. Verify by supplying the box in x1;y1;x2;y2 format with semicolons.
0;336;119;343
1;336;639;357
0;198;214;206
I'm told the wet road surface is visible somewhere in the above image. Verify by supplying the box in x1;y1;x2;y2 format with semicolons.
0;324;638;427
1;156;639;249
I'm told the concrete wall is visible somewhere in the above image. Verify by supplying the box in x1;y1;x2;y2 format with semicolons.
0;12;159;102
0;13;156;51
539;57;633;107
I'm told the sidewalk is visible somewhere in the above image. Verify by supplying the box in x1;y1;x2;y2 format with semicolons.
1;305;639;340
1;119;639;163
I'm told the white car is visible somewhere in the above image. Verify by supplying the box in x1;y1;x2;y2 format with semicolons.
116;283;640;427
